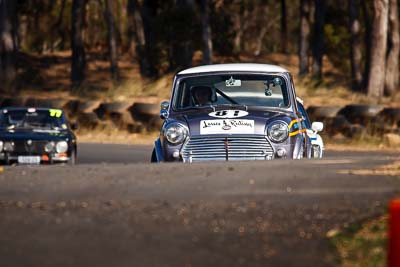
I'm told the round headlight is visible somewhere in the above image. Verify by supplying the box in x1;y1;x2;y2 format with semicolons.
267;121;289;143
164;123;188;144
4;142;14;152
56;141;68;153
45;142;55;153
0;141;3;152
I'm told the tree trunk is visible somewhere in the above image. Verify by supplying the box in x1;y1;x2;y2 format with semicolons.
311;0;326;80
280;0;288;54
362;0;372;90
0;0;18;93
104;0;119;82
71;0;87;89
384;0;399;95
254;26;267;56
200;0;213;64
348;0;363;91
233;9;242;54
139;0;158;77
51;0;66;52
168;0;195;70
366;0;389;99
127;0;147;63
299;0;311;77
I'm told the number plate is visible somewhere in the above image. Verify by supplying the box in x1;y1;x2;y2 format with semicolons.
18;156;41;165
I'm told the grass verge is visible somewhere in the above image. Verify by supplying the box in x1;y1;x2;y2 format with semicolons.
329;216;387;267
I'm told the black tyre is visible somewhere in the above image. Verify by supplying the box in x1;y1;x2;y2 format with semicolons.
68;150;77;165
379;108;400;125
339;104;384;124
311;145;322;158
129;102;160;118
76;100;101;113
151;148;157;163
101;101;131;113
306;106;342;120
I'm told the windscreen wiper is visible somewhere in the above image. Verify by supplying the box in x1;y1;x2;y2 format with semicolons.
214;103;248;111
180;105;215;111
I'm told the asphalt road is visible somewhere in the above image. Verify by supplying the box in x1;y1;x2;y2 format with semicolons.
77;143;153;164
0;144;399;267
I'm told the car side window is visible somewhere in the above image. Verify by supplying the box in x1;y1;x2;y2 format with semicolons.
297;102;311;129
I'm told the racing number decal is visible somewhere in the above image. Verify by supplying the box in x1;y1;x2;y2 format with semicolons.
49;109;62;118
208;110;248;118
214;111;228;117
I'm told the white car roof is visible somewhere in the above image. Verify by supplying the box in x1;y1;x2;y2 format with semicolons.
178;63;289;75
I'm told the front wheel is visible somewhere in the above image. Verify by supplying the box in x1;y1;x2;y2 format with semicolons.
68;150;77;165
311;145;322;159
151;148;157;163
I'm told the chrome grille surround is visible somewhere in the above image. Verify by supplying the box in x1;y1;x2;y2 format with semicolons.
14;140;48;155
181;135;274;162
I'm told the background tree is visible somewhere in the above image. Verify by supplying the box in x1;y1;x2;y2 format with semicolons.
362;0;373;89
348;0;363;91
104;0;119;81
280;0;288;54
0;0;18;92
299;0;311;77
311;0;326;81
384;0;399;96
168;0;196;70
71;0;87;89
366;0;389;99
200;0;213;64
4;0;399;101
139;0;158;77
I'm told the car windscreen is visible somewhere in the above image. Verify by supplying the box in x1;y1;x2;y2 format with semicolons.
173;74;290;110
0;109;67;130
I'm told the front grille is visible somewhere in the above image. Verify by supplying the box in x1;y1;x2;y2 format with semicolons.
181;135;274;162
13;140;48;155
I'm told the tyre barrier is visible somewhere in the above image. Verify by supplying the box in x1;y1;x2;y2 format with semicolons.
76;112;100;129
379;108;400;127
93;101;131;120
99;101;131;113
128;103;162;130
337;104;385;124
109;111;135;128
306;106;342;120
0;97;398;137
129;102;160;117
76;100;101;113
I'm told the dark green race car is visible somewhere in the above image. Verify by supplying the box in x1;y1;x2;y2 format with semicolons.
0;107;77;165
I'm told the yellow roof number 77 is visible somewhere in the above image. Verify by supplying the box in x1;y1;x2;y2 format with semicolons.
49;109;62;118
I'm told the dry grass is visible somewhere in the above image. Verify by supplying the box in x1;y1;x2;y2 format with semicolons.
337;160;400;177
330;216;387;267
325;134;400;152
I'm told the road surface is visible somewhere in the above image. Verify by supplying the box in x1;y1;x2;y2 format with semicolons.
0;143;399;267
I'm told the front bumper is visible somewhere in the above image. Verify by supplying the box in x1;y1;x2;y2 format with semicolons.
0;152;70;164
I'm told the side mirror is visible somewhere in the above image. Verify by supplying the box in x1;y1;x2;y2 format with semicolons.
160;101;170;120
311;122;323;132
71;123;79;131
